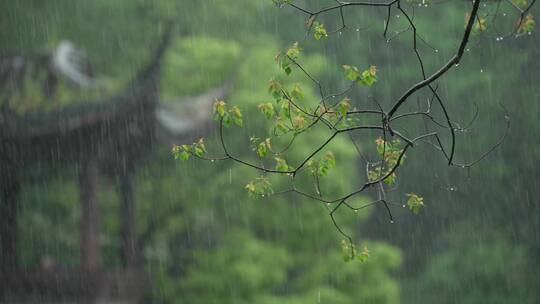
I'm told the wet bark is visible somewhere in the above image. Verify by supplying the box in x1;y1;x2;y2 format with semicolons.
119;169;137;267
79;160;101;271
0;167;20;273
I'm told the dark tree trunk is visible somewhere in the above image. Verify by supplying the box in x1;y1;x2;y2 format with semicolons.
119;168;137;267
0;166;20;273
79;160;101;271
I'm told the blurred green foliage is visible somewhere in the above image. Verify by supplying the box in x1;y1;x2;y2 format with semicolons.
144;41;402;303
413;228;536;304
161;36;240;98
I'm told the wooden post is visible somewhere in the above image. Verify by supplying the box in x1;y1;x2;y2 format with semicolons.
79;160;101;271
0;167;20;273
119;169;137;267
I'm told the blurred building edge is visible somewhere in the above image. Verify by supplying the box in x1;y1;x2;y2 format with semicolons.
0;21;231;303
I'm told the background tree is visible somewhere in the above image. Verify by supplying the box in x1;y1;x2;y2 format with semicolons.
174;0;536;257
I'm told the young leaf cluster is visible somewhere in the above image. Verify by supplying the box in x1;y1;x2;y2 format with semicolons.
214;99;243;128
368;138;406;186
341;240;370;263
406;193;425;215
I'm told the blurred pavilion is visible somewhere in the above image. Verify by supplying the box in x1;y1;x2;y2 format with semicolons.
0;24;230;303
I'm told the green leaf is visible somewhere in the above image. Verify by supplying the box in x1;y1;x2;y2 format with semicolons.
171;145;181;159
258;103;275;119
193;147;204;157
268;78;283;101
284;66;292;75
172;144;191;162
406;193;425;214
179;151;190;161
314;22;328;40
338;97;351;118
342;65;360;81
383;173;396;186
257;142;268;158
222;113;232;128
341;239;356;262
291;84;304;101
275;157;290;171
213;100;227;118
357;246;370;263
245;177;274;197
274;118;290;136
191;138;206;158
230;106;243;127
281;101;291;119
293;115;306;130
359;66;378;86
286;41;301;60
319;151;336;176
517;14;535;36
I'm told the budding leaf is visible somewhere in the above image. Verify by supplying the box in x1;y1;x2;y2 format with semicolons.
268;79;283;101
343;65;360;81
314;22;328;40
258;103;276;119
357;246;370;263
257;142;268;158
286;42;301;60
275;157;290;171
359;66;377;86
406;193;425;214
213;100;227;118
341;240;356;262
319;151;336;176
517;14;535;36
338;97;351;118
245;177;273;197
291;84;304;101
230;106;243;127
